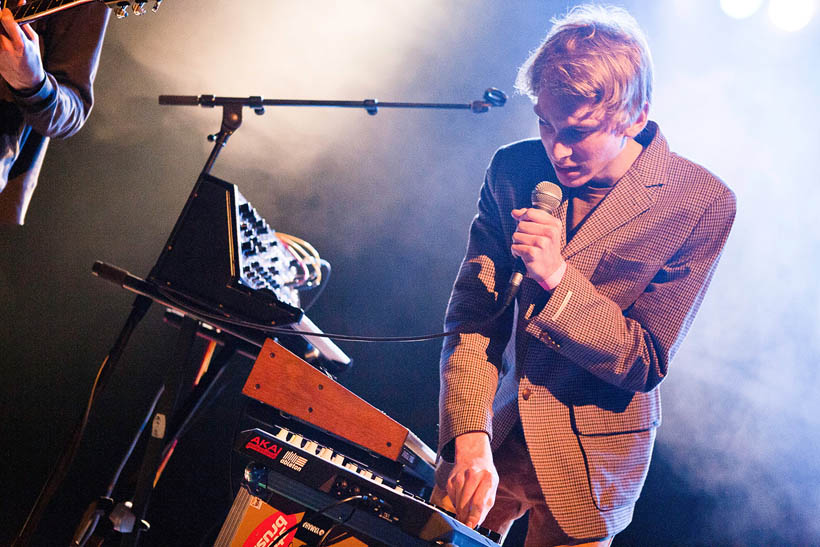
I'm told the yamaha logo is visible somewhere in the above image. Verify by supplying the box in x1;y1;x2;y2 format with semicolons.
301;521;325;536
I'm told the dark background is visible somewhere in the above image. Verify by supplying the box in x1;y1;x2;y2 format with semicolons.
2;1;819;545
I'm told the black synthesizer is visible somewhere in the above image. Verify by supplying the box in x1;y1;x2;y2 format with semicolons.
149;173;303;326
232;427;502;546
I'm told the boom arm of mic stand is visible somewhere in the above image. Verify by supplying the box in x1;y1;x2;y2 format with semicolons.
158;87;507;116
160;89;506;178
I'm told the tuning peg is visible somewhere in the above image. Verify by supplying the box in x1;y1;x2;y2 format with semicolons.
114;2;129;18
152;0;162;12
132;1;146;15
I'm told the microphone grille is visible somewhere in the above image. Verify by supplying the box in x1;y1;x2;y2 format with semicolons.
532;181;562;212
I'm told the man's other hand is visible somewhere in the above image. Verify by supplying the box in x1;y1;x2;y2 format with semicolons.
446;431;499;529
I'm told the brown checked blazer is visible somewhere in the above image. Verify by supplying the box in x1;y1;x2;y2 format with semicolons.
438;122;736;538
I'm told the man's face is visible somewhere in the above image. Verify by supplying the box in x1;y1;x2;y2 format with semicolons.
534;90;641;188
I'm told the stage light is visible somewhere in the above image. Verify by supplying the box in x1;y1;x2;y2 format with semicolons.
768;0;817;31
720;0;765;19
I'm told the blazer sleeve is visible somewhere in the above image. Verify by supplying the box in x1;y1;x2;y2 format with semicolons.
13;3;110;139
438;157;515;458
523;185;737;393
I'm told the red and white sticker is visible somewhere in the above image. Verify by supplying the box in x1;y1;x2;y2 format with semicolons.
243;511;299;547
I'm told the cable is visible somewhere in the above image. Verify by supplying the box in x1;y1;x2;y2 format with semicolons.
71;386;163;547
227;397;251;504
155;284;512;344
267;494;368;546
107;387;165;498
278;232;322;287
282;240;311;286
316;510;357;547
299;259;332;312
287;240;318;285
13;295;152;547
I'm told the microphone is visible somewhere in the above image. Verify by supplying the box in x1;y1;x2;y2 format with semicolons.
501;181;563;308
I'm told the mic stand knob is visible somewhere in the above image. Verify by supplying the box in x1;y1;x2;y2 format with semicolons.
109;501;135;533
109;501;150;534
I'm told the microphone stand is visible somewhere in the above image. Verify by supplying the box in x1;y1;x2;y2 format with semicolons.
53;89;507;547
159;87;507;121
162;87;506;182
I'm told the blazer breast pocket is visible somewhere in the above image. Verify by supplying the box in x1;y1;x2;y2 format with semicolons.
588;250;663;310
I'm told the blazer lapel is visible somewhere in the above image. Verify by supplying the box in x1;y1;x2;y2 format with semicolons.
562;170;654;259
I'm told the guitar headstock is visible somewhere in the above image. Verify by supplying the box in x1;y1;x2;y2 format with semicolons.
13;0;164;24
102;0;163;18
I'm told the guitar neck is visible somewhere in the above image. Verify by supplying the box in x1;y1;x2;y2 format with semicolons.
12;0;97;23
11;0;153;23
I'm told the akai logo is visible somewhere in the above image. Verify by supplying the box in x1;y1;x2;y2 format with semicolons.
245;435;283;461
243;511;298;547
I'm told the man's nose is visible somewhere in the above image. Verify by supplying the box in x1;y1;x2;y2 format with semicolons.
547;138;572;161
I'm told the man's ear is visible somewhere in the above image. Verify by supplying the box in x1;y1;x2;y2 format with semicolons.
624;102;649;138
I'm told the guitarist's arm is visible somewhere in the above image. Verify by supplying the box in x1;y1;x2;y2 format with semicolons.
2;1;109;138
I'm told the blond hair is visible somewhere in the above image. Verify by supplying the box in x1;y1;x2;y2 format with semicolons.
515;4;653;131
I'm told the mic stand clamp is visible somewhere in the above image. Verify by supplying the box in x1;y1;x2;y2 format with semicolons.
109;501;149;535
202;100;244;176
71;497;149;546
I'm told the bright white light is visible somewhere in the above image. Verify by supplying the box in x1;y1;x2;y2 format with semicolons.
768;0;817;31
720;0;765;19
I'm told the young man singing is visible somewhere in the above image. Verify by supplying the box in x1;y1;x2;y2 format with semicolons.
435;5;736;545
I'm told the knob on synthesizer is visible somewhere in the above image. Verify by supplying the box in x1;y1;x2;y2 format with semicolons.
149;173;305;327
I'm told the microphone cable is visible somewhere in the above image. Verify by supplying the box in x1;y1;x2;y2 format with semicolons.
155;282;514;344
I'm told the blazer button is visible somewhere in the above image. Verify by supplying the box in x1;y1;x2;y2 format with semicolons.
522;387;532;400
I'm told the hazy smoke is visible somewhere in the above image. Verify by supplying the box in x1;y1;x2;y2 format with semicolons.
648;3;820;542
